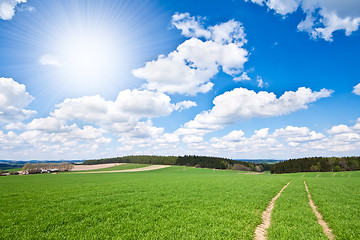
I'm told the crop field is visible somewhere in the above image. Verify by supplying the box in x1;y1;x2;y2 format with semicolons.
0;167;359;239
305;172;360;239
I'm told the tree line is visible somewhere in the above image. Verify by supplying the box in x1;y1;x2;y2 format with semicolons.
271;156;360;174
83;155;270;172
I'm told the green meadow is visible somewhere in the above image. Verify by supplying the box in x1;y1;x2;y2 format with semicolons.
1;166;359;239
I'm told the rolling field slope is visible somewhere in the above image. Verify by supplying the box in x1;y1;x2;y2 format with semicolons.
0;167;359;239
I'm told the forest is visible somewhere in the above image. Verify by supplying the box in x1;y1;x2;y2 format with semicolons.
271;156;360;174
83;155;271;172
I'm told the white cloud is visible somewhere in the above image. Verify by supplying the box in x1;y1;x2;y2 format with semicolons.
0;0;26;20
115;89;175;118
222;130;245;142
181;118;360;158
182;135;203;143
0;122;112;159
171;12;211;39
126;120;164;139
273;126;325;142
27;117;64;132
208;126;325;157
267;0;299;15
234;72;251;81
327;124;353;134
246;0;299;15
245;0;360;41
48;89;192;148
177;87;333;136
38;55;62;67
0;77;36;122
353;83;360;95
133;13;248;95
257;76;266;88
156;133;180;143
52;95;114;124
52;89;183;125
353;118;360;130
255;128;270;138
174;100;197;111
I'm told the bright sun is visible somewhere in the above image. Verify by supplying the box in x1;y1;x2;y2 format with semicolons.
58;28;119;88
43;18;123;94
62;32;114;79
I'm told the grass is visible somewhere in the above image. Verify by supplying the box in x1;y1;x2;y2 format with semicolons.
0;166;291;239
1;167;359;239
2;167;22;172
267;178;327;239
304;171;360;239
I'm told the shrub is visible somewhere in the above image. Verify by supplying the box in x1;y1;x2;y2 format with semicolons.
255;166;262;172
334;165;342;172
234;164;251;171
310;165;319;172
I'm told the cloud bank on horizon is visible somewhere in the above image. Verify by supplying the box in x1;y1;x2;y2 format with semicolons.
0;0;360;160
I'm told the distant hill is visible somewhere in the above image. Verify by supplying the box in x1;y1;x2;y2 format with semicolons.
0;160;83;170
235;159;283;164
0;163;24;170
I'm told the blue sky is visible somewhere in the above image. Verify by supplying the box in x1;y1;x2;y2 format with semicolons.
1;0;360;160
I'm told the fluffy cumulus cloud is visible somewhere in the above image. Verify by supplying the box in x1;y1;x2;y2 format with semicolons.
245;0;360;41
0;77;36;122
52;89;194;125
0;0;27;20
273;126;325;143
0;125;112;159
0;77;196;158
174;100;197;111
49;89;195;149
176;87;333;136
133;13;248;95
353;83;360;95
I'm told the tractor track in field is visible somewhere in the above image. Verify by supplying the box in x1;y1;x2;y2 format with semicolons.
73;165;171;174
71;163;126;171
254;181;291;240
304;181;335;240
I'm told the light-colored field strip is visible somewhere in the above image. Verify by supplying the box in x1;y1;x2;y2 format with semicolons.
254;181;291;240
304;181;334;240
71;163;126;171
237;172;264;175
74;165;171;174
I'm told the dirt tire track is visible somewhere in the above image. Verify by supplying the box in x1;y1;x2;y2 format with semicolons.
304;181;335;240
71;163;126;171
254;181;291;240
74;165;171;174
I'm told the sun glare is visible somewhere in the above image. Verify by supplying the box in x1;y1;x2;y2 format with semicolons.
60;31;116;80
26;0;163;96
51;25;121;92
36;2;129;95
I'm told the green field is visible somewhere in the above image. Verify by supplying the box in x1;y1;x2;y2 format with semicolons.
0;167;359;239
0;167;22;172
